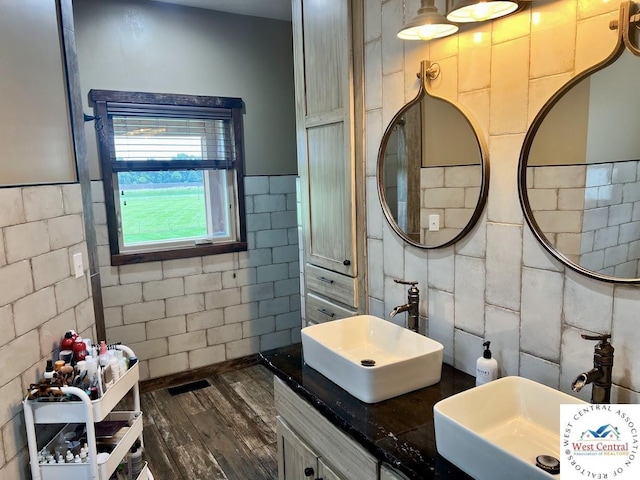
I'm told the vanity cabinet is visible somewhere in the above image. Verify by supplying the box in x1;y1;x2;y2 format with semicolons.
380;464;410;480
275;377;378;480
291;0;365;323
276;377;414;480
278;418;344;480
265;346;477;480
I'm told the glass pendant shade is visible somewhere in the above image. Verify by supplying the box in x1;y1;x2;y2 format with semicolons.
398;0;459;40
447;0;519;23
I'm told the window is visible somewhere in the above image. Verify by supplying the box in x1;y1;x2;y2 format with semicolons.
90;90;247;265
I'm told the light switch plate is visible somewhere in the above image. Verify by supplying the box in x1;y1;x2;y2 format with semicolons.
429;214;440;231
73;252;84;278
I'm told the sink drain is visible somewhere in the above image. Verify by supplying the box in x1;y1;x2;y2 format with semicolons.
360;359;376;367
535;455;560;475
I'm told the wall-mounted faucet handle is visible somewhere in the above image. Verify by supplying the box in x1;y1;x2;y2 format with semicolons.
581;333;611;342
581;334;613;353
581;333;614;360
393;279;418;287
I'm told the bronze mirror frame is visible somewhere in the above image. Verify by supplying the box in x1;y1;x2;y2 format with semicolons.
376;60;489;249
518;1;640;283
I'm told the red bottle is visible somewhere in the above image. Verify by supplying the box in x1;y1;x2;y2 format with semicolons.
61;331;76;351
73;337;87;363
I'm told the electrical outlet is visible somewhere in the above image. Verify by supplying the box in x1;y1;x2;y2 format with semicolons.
73;252;84;278
428;214;440;231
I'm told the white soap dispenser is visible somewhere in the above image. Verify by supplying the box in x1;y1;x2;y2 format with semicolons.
476;341;498;386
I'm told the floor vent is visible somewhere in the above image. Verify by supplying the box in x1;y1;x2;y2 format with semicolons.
167;379;211;396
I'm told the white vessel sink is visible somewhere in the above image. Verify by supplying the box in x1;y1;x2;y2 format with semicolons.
434;376;587;479
301;315;443;403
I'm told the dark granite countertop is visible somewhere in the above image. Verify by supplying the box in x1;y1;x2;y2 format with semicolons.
260;344;475;480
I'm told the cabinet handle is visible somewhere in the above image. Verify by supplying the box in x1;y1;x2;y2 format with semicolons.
317;308;335;318
304;467;315;477
343;259;350;266
317;276;334;284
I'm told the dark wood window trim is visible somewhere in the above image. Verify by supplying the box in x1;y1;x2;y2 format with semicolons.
89;90;247;266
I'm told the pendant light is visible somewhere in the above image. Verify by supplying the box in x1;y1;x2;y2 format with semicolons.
398;0;459;41
447;0;519;23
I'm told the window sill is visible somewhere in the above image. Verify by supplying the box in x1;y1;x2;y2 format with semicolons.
110;241;248;266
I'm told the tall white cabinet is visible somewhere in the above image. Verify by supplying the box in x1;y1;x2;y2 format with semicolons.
292;0;366;325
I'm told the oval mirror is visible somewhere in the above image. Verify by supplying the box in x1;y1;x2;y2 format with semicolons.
519;9;640;283
377;61;489;249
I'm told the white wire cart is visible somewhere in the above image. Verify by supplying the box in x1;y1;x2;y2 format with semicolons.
23;345;154;480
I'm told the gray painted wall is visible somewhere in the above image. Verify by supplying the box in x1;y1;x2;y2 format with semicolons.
73;0;297;178
0;0;75;186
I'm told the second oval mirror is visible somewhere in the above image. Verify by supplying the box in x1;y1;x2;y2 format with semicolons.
377;61;489;248
519;5;640;284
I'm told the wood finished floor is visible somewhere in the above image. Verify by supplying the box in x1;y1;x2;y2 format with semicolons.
139;364;278;480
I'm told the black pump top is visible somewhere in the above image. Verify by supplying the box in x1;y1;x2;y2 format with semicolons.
45;359;54;372
483;341;492;359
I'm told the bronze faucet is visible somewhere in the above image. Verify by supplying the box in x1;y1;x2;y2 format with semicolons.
571;333;614;404
389;279;420;333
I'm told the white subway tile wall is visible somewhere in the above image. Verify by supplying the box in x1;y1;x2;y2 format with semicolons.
92;175;300;380
367;0;639;400
528;161;640;275
419;165;481;244
0;184;94;476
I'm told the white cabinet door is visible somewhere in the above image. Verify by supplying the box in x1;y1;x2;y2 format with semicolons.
278;417;346;480
318;457;344;480
279;417;320;480
292;0;356;277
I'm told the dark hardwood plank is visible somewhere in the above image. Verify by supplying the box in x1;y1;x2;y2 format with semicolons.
220;367;253;385
195;378;271;451
173;440;229;480
254;442;279;479
230;372;277;421
215;367;277;443
220;365;277;425
142;424;184;480
174;390;209;416
245;364;276;396
140;394;156;428
141;364;277;479
148;389;199;446
251;414;277;445
190;407;274;480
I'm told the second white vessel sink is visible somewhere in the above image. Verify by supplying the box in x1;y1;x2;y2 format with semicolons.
301;315;444;403
434;376;587;479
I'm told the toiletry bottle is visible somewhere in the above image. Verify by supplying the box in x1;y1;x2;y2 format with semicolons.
118;357;127;378
476;341;498;386
60;331;75;351
73;337;87;363
98;341;109;367
127;440;143;480
128;355;137;368
109;357;120;381
43;360;55;382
